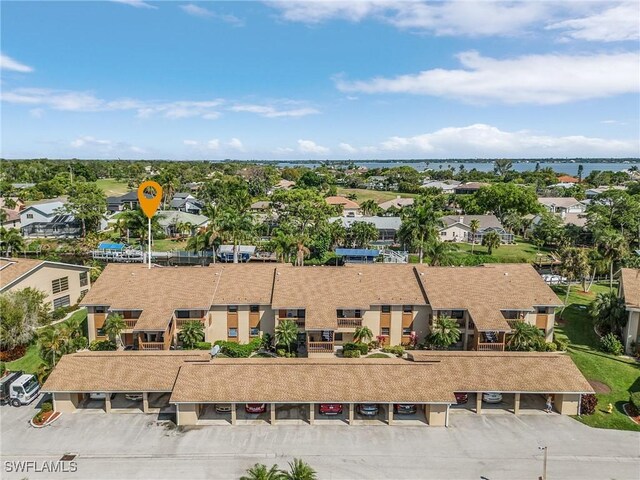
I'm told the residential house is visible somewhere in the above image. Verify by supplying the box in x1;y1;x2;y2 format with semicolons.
1;209;21;229
421;180;460;192
330;216;401;244
364;176;388;190
325;196;361;217
170;193;204;215
157;211;208;237
273;179;295;190
453;182;489;195
538;197;586;215
107;191;140;214
20;200;81;238
0;257;91;310
378;197;414;211
440;215;513;244
585;186;627;199
556;175;579;184
619;268;640;354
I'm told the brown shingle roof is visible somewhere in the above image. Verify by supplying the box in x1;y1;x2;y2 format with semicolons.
414;264;561;331
538;197;582;209
620;268;640;309
0;257;89;291
210;263;278;305
325;196;360;209
271;265;426;329
42;351;210;393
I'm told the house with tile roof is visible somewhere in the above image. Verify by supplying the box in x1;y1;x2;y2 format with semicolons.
325;196;361;217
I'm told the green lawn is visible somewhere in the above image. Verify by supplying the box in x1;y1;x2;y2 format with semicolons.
553;284;640;431
96;178;130;197
6;344;44;374
336;188;417;204
153;238;188;252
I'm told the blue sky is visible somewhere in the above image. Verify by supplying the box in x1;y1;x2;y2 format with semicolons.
1;0;639;160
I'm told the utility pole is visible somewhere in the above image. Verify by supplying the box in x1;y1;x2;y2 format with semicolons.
538;446;548;480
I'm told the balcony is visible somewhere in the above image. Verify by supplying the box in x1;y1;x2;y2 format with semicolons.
124;319;137;329
279;317;305;328
476;342;505;352
139;341;165;350
337;317;362;329
308;341;334;353
175;317;206;329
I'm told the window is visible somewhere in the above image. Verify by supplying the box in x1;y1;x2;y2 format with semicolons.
79;272;88;287
334;333;343;341
228;328;238;338
440;231;446;236
451;310;464;319
402;305;412;313
227;305;238;313
26;213;33;219
402;327;412;336
95;306;106;314
250;327;260;337
381;305;391;314
52;277;69;294
53;295;70;310
381;327;390;336
250;305;259;313
354;309;362;318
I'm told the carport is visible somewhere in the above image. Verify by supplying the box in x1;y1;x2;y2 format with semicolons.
273;403;310;425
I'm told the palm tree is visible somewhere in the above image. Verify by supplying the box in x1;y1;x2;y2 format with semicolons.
38;327;67;366
218;209;254;263
269;230;296;263
398;197;442;263
360;199;380;216
179;320;205;349
0;228;25;256
429;316;461;349
558;247;590;305
506;321;544;351
424;239;457;266
589;291;627;336
240;463;283;480
103;313;126;348
119;208;162;245
327;221;347;249
59;314;85;342
481;231;501;255
275;319;298;355
596;230;628;289
469;219;480;253
280;459;317;480
294;235;310;267
353;326;373;344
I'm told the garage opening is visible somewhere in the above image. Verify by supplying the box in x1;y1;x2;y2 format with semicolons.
236;403;270;425
519;393;556;415
111;393;144;413
314;403;348;425
148;392;172;412
392;404;428;426
274;403;309;425
197;403;233;425
78;392;109;412
352;403;387;425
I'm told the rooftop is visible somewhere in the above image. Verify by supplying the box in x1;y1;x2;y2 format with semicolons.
0;257;90;292
537;197;583;208
325;196;360;209
619;268;640;309
441;215;503;229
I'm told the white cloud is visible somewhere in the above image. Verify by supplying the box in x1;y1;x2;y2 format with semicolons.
546;2;639;42
180;3;244;26
297;139;329;155
335;51;639;105
112;0;157;9
183;139;199;146
29;108;44;118
70;135;145;155
71;136;112;148
206;139;220;150
339;142;358;153
228;138;245;151
181;3;214;17
230;103;319;117
137;100;223;119
0;53;34;73
377;123;639;157
274;147;295;154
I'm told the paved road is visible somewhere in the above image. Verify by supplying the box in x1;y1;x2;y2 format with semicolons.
1;404;638;480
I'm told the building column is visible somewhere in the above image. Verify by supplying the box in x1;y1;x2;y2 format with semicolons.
231;403;237;425
349;403;355;425
270;403;276;425
514;393;521;415
105;393;112;413
309;403;315;425
387;403;394;425
142;392;149;413
476;392;482;415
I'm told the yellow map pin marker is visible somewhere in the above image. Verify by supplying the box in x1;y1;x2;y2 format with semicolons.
137;181;163;218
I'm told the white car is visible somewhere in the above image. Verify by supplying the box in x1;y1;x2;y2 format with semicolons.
482;392;503;404
89;392;115;400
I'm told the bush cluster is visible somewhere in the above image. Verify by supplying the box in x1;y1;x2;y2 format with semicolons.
630;392;640;411
599;333;623;356
381;345;405;357
343;342;368;355
196;342;212;350
51;304;80;321
214;338;261;358
580;394;598;415
342;349;361;358
553;338;569;351
89;340;116;351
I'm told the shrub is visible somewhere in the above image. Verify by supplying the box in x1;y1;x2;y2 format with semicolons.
343;349;360;358
196;342;212;350
553;338;569;352
343;342;368;355
368;340;380;350
276;349;286;357
41;402;53;413
72;336;89;351
599;333;623;356
382;345;405;357
89;340;116;351
214;338;261;358
580;394;598;415
630;392;640;411
0;362;5;376
543;342;557;352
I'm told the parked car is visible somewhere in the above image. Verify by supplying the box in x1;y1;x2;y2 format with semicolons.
125;393;143;401
215;404;233;413
454;393;468;404
394;404;417;414
89;392;116;400
482;392;503;404
356;404;379;416
245;403;266;414
319;403;343;415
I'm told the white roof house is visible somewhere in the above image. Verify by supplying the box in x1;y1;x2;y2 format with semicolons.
378;197;414;210
537;197;586;214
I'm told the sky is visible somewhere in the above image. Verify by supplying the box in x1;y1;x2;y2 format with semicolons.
1;0;639;160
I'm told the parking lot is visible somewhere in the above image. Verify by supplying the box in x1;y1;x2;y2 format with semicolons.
2;397;638;480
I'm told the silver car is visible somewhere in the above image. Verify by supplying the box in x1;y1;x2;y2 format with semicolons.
482;392;503;404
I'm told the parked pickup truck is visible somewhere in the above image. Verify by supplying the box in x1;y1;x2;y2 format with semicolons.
1;371;41;407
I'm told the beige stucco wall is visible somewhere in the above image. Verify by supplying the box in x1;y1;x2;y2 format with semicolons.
413;306;429;343
237;306;250;343
176;403;198;426
260;307;276;337
5;264;90;311
206;307;228;343
425;404;447;426
53;392;80;413
555;393;580;415
362;309;380;337
623;310;640;354
440;224;469;242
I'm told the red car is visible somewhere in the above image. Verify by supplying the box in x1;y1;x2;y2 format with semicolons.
454;393;468;404
245;403;266;414
319;403;343;415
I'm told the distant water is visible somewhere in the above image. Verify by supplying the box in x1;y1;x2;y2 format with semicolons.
272;160;639;176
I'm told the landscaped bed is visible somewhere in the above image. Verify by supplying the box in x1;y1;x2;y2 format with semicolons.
553;284;640;432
